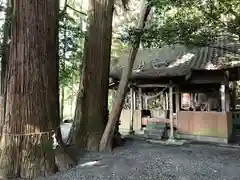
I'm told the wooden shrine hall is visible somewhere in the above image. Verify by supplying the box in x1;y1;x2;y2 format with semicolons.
109;39;240;144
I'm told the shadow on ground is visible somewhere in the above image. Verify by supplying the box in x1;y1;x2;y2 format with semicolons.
37;138;240;180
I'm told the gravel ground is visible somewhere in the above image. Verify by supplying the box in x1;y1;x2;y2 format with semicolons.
36;139;240;180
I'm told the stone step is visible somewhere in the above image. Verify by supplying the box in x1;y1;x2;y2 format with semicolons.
146;123;166;130
144;129;165;140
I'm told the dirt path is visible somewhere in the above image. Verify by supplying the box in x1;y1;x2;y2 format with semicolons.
36;139;240;180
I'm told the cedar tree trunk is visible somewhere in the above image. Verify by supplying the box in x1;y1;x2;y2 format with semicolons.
0;0;12;134
71;31;87;146
99;0;151;152
60;87;65;120
75;0;114;151
0;0;59;179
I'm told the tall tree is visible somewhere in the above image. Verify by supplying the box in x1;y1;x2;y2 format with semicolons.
74;0;130;151
58;4;84;120
140;0;240;47
0;0;59;179
74;0;115;151
60;16;67;120
0;0;12;131
99;0;151;151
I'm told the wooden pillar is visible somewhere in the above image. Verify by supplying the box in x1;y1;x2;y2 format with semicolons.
225;79;230;111
226;91;230;112
161;92;165;110
207;100;211;111
190;93;195;111
190;93;193;109
179;93;182;109
175;87;180;126
169;86;174;139
139;88;143;110
130;88;134;132
232;81;236;110
165;92;169;110
232;81;237;110
145;96;148;109
220;84;226;112
133;89;136;110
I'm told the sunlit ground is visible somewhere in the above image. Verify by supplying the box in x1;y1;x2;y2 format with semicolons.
37;139;240;180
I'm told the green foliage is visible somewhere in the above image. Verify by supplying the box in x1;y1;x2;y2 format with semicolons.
121;0;240;48
59;11;84;88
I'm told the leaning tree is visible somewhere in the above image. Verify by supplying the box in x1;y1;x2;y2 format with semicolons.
0;0;59;179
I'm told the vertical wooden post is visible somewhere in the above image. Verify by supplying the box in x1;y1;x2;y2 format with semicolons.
139;88;143;110
175;87;180;127
190;93;196;111
207;101;211;111
225;79;230;111
130;87;134;133
145;95;148;110
179;93;182;109
232;81;236;110
220;84;226;112
133;89;136;131
165;92;169;110
133;89;136;110
231;81;236;110
169;86;174;139
226;91;230;112
161;92;165;110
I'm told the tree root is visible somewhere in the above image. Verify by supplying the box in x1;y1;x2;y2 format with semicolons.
55;127;78;171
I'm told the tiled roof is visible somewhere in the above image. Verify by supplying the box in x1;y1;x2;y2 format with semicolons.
110;39;240;80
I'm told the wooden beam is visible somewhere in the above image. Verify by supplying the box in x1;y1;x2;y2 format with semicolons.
139;88;143;110
190;71;225;84
169;86;174;139
137;84;170;88
190;79;224;84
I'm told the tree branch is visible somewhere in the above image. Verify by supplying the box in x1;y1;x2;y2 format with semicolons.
66;5;87;16
198;5;227;27
218;0;239;18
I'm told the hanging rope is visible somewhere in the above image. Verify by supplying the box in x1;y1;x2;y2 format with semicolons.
2;130;54;136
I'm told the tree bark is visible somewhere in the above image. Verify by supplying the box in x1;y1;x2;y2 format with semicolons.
75;0;114;151
0;0;12;136
69;29;87;147
0;0;59;179
99;0;151;152
60;87;65;120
